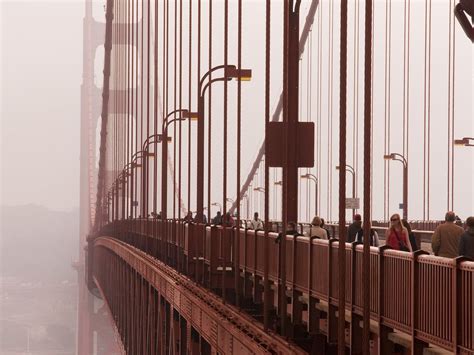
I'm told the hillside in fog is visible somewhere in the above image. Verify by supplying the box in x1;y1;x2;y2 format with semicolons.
0;205;78;354
1;204;78;282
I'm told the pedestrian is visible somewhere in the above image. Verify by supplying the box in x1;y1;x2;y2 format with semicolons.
401;219;418;251
432;211;464;258
385;213;412;252
212;211;222;225
321;218;331;239
249;212;264;230
355;222;380;247
307;216;328;239
193;212;207;224
275;221;299;243
348;214;362;242
222;212;235;227
459;216;474;259
184;211;193;222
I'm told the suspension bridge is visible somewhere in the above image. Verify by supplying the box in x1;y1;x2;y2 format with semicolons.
77;0;474;354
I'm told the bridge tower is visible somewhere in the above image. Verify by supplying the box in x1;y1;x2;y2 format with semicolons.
78;1;122;354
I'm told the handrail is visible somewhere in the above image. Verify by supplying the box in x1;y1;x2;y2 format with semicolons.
96;218;474;353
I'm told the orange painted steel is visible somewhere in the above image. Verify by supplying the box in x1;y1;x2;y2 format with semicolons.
98;219;474;354
91;236;306;354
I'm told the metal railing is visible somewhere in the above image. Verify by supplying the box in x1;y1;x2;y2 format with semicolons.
100;219;474;353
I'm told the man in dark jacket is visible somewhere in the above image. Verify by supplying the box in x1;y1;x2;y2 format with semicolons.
459;216;474;259
348;214;362;243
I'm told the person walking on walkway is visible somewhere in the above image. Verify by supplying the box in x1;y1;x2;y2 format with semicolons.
321;218;331;239
459;216;474;259
432;211;464;258
348;214;362;242
211;211;222;225
307;216;328;239
249;212;264;230
355;222;380;246
385;213;412;251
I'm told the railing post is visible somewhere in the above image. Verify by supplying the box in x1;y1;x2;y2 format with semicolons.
452;256;469;353
327;238;338;346
378;245;393;354
350;242;363;353
290;235;303;337
411;250;429;354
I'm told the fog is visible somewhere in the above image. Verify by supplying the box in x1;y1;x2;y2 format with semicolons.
1;1;83;354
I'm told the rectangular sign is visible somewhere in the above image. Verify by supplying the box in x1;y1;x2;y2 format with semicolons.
345;198;360;209
266;121;315;168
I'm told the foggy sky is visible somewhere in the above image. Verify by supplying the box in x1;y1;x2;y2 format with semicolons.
1;1;84;211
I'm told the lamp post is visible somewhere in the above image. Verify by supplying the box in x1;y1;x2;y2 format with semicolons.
454;137;474;147
454;0;474;42
384;153;408;220
300;173;318;216
129;151;147;218
161;109;198;221
196;65;252;222
336;165;356;216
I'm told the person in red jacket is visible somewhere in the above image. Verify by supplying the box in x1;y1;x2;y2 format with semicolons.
385;213;412;252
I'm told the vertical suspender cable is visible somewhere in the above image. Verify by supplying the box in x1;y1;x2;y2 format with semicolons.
362;0;373;351
188;0;192;213
448;0;456;210
140;0;144;218
135;0;139;218
208;0;213;221
154;0;159;215
173;0;178;219
223;0;228;225
353;0;359;205
165;0;169;219
403;0;411;218
236;0;243;308
327;0;334;221
423;0;430;220
128;0;134;220
318;2;322;215
264;0;271;326
427;0;432;219
224;0;232;303
370;0;375;218
197;0;201;216
447;0;452;211
145;0;151;218
178;0;183;220
338;0;348;352
451;0;456;211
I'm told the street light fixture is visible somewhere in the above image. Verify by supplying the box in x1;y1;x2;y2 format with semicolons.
335;165;356;215
300;173;318;216
274;180;282;186
384;153;408;220
253;187;266;193
211;202;222;212
454;137;474;147
196;64;252;221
